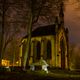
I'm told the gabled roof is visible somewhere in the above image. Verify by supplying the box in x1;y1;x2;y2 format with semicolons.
32;24;56;37
24;24;60;38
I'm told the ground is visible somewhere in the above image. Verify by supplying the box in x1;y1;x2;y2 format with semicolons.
0;70;80;80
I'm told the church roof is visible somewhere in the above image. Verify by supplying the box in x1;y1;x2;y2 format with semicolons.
24;24;61;38
32;24;56;37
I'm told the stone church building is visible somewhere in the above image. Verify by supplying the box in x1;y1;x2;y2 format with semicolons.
19;23;69;69
19;2;69;69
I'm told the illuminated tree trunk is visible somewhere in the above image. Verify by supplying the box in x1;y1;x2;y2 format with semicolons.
23;12;33;69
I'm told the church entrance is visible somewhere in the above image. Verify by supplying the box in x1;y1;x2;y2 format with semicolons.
60;39;65;69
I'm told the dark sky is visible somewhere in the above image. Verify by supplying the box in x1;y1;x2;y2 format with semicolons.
65;0;80;45
0;0;79;45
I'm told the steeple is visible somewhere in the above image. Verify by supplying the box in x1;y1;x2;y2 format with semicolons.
59;1;64;25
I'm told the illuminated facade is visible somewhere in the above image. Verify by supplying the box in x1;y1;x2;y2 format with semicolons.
19;24;69;69
19;1;69;69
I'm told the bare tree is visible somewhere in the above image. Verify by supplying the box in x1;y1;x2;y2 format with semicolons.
0;0;23;66
0;0;9;66
23;0;47;69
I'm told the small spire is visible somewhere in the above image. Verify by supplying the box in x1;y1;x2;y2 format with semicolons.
59;2;64;24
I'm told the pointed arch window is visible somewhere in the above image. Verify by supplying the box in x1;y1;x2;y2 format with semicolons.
36;41;41;60
47;40;52;59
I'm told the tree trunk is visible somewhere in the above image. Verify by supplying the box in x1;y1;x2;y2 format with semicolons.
0;0;5;66
23;12;33;69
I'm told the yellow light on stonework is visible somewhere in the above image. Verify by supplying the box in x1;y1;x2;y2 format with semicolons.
2;59;10;66
16;61;19;66
16;61;19;64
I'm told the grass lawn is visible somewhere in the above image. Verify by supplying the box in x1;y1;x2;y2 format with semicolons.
0;70;80;80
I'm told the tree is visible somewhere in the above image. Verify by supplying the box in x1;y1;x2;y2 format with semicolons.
23;0;47;69
0;0;10;66
0;0;22;66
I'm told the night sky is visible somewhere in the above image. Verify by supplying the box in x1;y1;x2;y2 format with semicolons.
0;0;80;45
65;0;80;45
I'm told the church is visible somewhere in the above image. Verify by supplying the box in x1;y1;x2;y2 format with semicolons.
19;22;69;69
19;2;69;69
